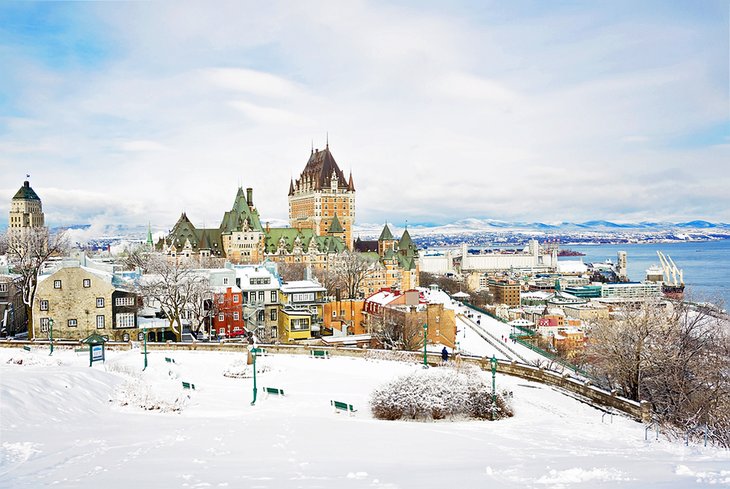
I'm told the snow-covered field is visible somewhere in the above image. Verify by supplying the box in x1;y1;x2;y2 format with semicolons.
1;346;728;488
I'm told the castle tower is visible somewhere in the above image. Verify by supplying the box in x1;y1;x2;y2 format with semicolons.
9;179;45;237
288;144;355;250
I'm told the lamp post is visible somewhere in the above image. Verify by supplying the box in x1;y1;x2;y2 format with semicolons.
48;318;54;356
142;327;148;370
422;323;428;368
250;346;262;406
490;355;498;420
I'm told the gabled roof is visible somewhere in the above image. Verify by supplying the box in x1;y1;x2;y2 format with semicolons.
220;187;263;233
328;214;344;233
296;146;349;191
378;224;394;241
354;237;378;253
12;181;40;201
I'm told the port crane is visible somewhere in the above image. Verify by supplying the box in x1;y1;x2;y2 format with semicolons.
656;251;684;286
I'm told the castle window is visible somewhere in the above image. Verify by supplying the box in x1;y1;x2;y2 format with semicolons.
96;315;105;329
54;280;62;289
83;279;91;288
40;300;49;311
96;297;105;308
68;319;77;327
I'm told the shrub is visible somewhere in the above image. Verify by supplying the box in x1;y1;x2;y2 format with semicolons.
370;365;513;421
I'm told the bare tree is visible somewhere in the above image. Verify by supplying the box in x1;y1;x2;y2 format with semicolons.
137;255;207;339
1;228;68;339
586;299;730;447
186;277;214;337
335;251;378;299
372;308;425;351
278;261;306;282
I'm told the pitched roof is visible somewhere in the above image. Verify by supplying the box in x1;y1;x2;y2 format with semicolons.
378;224;394;241
354;237;378;253
296;146;349;191
399;228;414;251
328;214;344;233
13;181;40;201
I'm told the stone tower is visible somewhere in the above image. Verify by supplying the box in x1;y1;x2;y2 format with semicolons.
9;180;45;236
288;144;355;250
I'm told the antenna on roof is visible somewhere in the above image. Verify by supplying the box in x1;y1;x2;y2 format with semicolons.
311;140;313;154
405;219;408;230
326;131;329;149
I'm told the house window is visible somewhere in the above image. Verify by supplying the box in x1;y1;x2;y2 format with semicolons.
115;296;135;307
258;310;265;322
223;277;229;285
83;279;91;288
54;280;62;289
233;312;239;321
242;292;248;303
123;333;130;342
40;317;49;333
233;295;239;303
0;283;8;292
96;297;105;308
332;310;337;317
258;291;265;302
290;318;309;331
137;332;145;341
96;315;105;329
270;309;277;321
115;313;135;328
40;300;49;311
271;326;277;338
219;328;225;335
218;295;224;304
270;291;277;303
218;313;224;322
68;319;77;327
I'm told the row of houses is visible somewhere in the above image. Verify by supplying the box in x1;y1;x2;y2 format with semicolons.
24;254;457;349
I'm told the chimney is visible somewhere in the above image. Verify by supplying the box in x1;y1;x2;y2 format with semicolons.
246;187;253;207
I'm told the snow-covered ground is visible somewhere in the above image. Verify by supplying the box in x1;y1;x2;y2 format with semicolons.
1;346;728;488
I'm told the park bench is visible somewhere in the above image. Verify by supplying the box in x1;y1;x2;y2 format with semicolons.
22;345;31;352
331;400;356;415
165;357;176;364
182;381;196;390
264;387;285;397
74;347;89;354
310;349;330;359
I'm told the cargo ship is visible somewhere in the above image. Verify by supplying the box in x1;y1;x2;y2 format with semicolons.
558;248;586;257
646;251;685;299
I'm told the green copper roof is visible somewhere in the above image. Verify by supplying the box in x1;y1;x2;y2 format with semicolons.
328;214;344;233
398;228;415;253
378;224;394;241
13;181;40;201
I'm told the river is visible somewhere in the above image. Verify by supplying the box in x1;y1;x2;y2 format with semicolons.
559;239;730;307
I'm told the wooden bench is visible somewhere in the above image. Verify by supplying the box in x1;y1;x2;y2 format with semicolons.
311;349;330;359
22;345;31;352
264;387;285;397
182;381;196;390
331;400;356;415
74;347;89;354
165;357;176;364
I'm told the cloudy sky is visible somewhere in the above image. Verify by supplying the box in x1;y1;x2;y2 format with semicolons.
0;0;728;232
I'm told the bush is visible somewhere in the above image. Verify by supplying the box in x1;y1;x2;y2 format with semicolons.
370;365;513;421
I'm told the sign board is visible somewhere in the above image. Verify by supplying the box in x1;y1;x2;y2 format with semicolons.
90;344;105;366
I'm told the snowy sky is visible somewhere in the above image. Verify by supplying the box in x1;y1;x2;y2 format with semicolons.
0;1;728;230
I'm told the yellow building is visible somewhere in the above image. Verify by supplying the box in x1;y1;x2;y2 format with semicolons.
277;280;327;342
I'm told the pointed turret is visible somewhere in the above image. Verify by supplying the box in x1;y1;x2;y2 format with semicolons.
348;171;355;192
328;214;344;234
289;178;295;196
146;223;153;247
378;224;394;241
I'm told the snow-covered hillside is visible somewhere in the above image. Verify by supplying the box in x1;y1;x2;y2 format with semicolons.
1;347;728;488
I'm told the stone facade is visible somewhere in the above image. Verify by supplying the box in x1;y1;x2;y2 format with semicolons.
0;274;26;336
33;265;138;341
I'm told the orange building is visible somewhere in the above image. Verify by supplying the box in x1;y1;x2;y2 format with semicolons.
323;299;365;335
288;144;355;250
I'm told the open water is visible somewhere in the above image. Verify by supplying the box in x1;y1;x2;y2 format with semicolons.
559;239;730;307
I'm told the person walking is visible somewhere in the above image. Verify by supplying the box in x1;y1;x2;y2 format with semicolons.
441;346;449;362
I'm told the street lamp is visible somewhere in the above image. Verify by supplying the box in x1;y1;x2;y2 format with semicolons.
48;318;54;356
250;345;262;406
422;323;428;368
490;355;498;420
142;327;148;370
